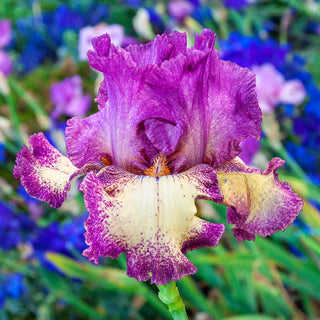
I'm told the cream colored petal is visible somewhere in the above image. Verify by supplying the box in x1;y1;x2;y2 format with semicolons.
81;164;224;284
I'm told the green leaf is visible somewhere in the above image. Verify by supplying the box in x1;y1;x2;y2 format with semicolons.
179;276;223;319
222;315;277;320
46;252;171;319
39;267;106;319
190;252;256;267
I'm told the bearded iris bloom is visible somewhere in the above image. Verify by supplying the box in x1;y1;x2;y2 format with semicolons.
14;29;303;285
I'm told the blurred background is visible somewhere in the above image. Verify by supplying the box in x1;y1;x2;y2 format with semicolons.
0;0;320;319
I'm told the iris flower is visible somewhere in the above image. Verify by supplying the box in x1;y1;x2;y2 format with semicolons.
14;29;303;285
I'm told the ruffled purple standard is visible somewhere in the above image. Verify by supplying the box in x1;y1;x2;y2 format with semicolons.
67;28;261;173
14;29;303;285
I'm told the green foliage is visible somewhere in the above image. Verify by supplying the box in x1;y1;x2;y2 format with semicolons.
1;0;320;319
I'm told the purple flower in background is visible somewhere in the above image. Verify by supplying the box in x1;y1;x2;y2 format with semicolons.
0;20;12;76
0;20;11;48
0;51;13;76
79;24;126;61
252;63;306;113
50;75;91;119
168;0;195;21
14;30;303;285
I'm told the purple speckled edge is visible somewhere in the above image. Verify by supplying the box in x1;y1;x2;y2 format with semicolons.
14;132;100;208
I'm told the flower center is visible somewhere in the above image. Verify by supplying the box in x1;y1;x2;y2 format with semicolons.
101;156;112;166
144;153;171;177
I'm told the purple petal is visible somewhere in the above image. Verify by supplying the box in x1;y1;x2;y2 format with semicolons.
238;136;261;165
204;58;261;167
88;33;187;171
143;29;261;171
80;164;224;285
13;133;98;208
65;108;113;169
216;157;303;240
94;78;108;110
126;31;187;66
141;118;183;155
87;29;261;173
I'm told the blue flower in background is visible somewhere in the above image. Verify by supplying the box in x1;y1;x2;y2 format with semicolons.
17;184;44;221
0;272;26;308
224;0;251;10
0;202;35;250
0;199;87;272
0;285;5;309
31;214;88;271
0;143;5;161
146;7;165;33
220;32;289;69
4;273;26;299
14;3;108;72
15;16;56;72
120;0;143;8
191;5;213;26
279;55;320;179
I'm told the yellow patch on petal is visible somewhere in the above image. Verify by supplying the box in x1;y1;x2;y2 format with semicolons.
217;173;250;216
216;157;303;238
217;169;279;221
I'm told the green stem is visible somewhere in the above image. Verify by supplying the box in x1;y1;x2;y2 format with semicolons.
2;89;24;148
7;77;50;129
157;282;189;320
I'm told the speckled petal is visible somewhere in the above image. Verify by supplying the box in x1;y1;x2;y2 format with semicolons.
13;133;98;208
216;157;303;240
80;164;224;285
